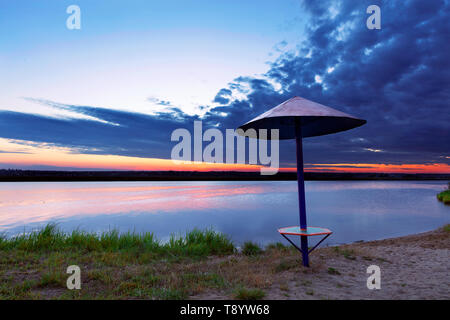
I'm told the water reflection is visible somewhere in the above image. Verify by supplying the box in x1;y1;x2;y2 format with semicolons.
0;181;448;245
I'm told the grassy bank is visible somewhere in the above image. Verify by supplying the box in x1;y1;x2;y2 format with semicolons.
0;224;279;299
437;190;450;204
1;224;449;300
0;224;234;256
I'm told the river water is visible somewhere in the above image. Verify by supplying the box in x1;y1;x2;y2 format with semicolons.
0;180;448;246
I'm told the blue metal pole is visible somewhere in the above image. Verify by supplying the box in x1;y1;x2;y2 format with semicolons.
295;122;309;267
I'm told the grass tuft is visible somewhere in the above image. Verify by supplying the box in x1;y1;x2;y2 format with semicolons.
167;228;235;256
327;267;341;275
273;258;300;273
241;242;263;256
332;246;356;260
266;242;291;252
234;287;265;300
437;189;450;205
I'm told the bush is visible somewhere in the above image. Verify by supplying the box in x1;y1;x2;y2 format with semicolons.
437;190;450;205
241;241;263;256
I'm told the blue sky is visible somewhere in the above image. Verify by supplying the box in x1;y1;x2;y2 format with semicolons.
0;0;449;172
0;0;306;116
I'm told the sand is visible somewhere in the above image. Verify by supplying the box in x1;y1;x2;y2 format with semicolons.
192;227;450;300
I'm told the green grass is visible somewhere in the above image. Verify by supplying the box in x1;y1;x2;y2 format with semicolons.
327;267;341;275
332;246;356;260
39;270;66;288
265;242;288;251
234;287;266;300
0;224;241;299
241;241;263;256
273;258;301;273
0;224;235;257
0;225;309;299
437;189;450;205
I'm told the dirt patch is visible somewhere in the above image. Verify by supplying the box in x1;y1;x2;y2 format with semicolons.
193;227;450;300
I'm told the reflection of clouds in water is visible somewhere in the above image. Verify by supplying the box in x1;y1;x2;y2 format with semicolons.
0;181;448;245
306;181;446;192
0;181;294;229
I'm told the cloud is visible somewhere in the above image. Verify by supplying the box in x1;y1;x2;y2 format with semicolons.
147;97;173;107
0;150;31;154
0;101;200;160
205;0;450;165
0;0;449;168
213;89;233;104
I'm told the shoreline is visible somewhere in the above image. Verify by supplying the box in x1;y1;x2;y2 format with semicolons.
0;224;448;299
1;170;449;182
1;223;445;246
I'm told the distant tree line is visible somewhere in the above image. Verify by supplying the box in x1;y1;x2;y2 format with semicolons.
0;169;448;182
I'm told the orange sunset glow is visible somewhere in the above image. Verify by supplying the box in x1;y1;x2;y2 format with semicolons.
0;139;448;174
303;163;450;174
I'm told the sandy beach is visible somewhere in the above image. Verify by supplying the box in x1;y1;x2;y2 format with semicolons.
193;226;450;300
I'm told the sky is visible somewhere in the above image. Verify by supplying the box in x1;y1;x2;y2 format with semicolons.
0;0;449;173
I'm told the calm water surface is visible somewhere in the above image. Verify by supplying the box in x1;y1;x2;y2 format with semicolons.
0;181;448;246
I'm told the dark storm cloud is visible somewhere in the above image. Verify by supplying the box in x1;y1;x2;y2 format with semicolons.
0;102;199;159
0;0;448;166
209;0;450;165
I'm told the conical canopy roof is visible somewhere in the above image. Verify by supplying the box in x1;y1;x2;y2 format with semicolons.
238;96;366;139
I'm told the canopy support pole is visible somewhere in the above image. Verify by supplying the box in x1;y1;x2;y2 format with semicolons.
295;121;309;267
